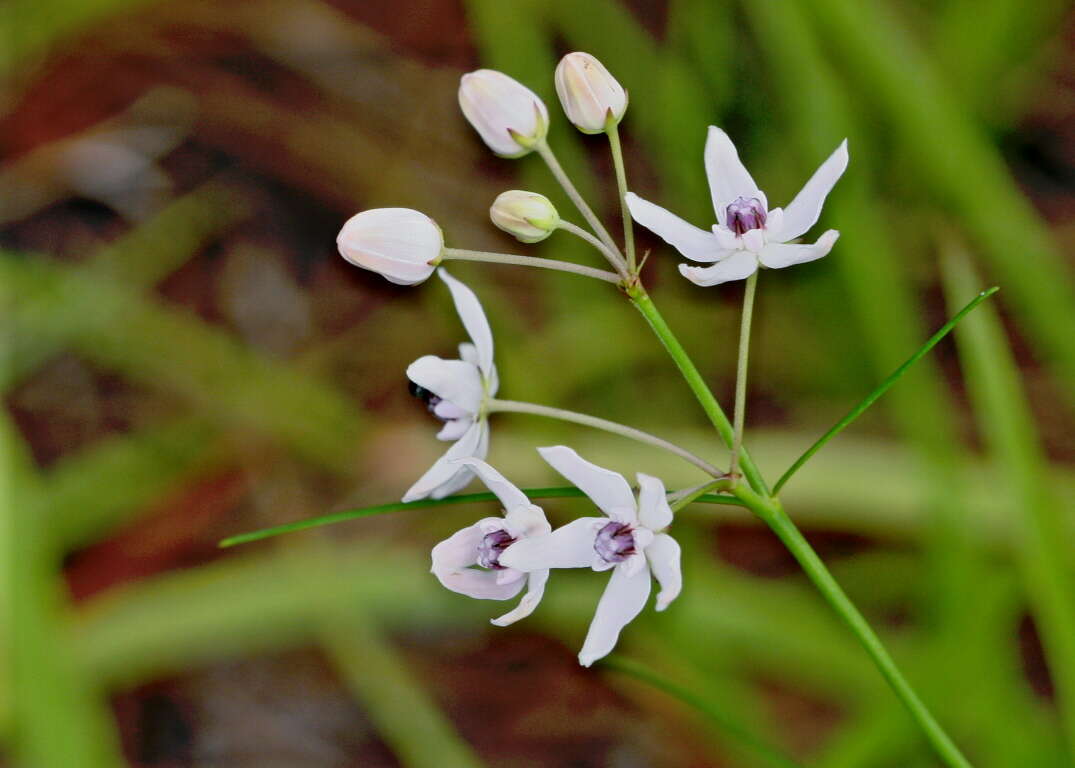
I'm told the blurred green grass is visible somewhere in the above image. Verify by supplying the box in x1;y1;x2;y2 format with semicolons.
2;0;1073;765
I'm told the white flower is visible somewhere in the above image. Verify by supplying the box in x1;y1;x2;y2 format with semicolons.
500;446;682;667
337;208;442;285
458;69;549;157
626;127;848;286
431;459;552;626
490;190;560;243
403;269;499;501
554;52;628;134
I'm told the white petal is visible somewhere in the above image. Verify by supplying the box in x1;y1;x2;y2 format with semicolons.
625;193;724;263
435;418;472;441
458;342;479;366
636;473;672;531
431;522;526;600
646;533;682;611
491;569;549;626
433;399;469;421
537;446;636;521
772;140;848;242
402;420;487;502
740;229;765;253
499;517;606;571
406;355;483;415
712;225;741;251
678;251;758;287
758;230;839;269
438;269;494;378
578;563;652;667
704;126;761;225
453;457;533;515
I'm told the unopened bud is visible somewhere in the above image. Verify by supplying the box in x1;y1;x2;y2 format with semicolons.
459;69;549;157
490;191;560;243
337;208;442;285
554;52;627;134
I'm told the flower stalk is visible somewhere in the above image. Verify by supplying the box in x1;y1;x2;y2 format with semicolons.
605;118;637;273
441;247;620;283
730;271;758;480
486;398;724;478
556;220;629;278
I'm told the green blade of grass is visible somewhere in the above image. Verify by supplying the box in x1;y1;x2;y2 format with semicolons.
773;287;998;494
602;656;804;768
219;486;744;547
942;244;1075;755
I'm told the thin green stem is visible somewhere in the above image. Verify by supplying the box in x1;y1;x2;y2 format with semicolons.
627;284;769;495
732;485;973;768
730;271;758;480
441;248;619;283
219;487;745;548
669;477;733;512
557;220;629;278
772;286;999;495
487;398;725;477
535;140;625;268
605;120;636;273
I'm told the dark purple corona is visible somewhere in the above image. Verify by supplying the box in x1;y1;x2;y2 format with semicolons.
594;521;636;564
725;196;767;236
408;379;442;412
477;529;516;569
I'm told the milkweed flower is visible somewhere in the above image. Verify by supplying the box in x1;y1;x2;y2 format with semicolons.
500;446;682;666
626;127;848;286
403;269;498;501
337;208;442;285
490;190;560;243
458;69;549;157
554;52;627;134
431;458;552;625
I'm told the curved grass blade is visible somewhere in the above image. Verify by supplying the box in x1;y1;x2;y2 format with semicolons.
219;487;745;548
773;287;999;494
602;656;804;768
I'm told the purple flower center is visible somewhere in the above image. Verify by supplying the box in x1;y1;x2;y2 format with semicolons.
594;521;635;564
725;196;767;236
477;529;516;569
407;379;442;414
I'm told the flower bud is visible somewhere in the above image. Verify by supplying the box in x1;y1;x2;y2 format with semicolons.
337;208;442;285
555;52;627;134
458;69;549;157
489;190;560;243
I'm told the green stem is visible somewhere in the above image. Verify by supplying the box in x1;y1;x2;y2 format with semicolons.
669;477;734;512
557;220;629;277
605;120;636;273
487;398;725;477
535;140;625;269
441;247;620;283
733;484;973;768
627;284;769;495
730;271;758;480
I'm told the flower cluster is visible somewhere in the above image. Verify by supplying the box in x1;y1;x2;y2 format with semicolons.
335;52;847;665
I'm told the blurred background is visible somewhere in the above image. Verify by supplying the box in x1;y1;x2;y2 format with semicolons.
2;0;1074;765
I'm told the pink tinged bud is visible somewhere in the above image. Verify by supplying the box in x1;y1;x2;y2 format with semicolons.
725;196;767;236
554;52;628;134
490;190;560;243
458;69;549;157
337;208;442;285
594;521;636;564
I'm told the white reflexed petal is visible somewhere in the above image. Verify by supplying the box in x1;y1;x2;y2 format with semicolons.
678;251;758;287
712;226;740;251
704;126;761;224
433;400;469;421
537;446;636;520
646;533;682;611
741;229;765;253
636;473;672;531
499;517;606;571
438;269;494;378
758;230;839;269
454;457;533;514
772;140;848;242
491;569;549;626
578;563;652;666
406;355;483;415
402;419;487;502
337;208;442;285
625;193;724;263
431;523;526;600
436;417;472;441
